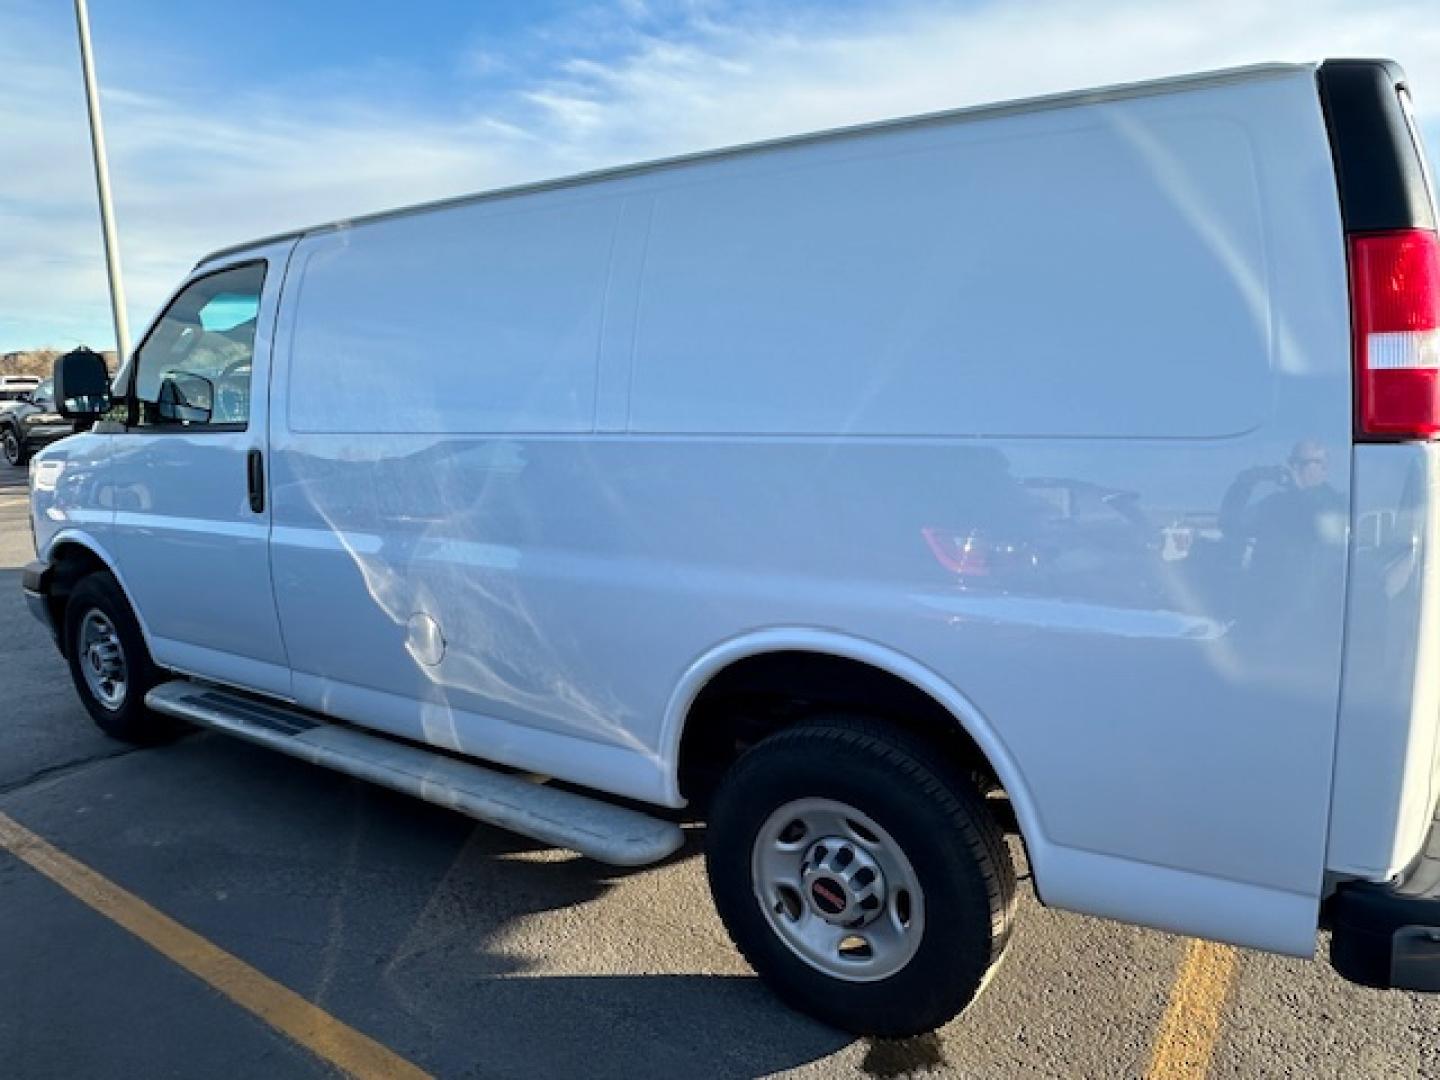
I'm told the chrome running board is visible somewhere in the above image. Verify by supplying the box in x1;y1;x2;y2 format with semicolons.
146;680;684;867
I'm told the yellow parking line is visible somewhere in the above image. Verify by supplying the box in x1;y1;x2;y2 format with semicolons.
0;812;430;1080
1146;939;1239;1079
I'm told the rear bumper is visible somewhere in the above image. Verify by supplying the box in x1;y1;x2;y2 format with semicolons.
21;558;57;645
1329;805;1440;991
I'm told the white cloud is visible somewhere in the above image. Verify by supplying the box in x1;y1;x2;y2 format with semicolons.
3;0;1439;352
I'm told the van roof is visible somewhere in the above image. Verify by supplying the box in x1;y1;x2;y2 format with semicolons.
196;60;1315;269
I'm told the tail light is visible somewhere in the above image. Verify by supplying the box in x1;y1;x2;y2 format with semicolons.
1350;228;1440;438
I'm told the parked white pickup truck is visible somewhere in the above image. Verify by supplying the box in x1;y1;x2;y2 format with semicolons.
23;58;1440;1035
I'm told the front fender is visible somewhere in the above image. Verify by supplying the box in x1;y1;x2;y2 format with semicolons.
28;432;111;556
35;529;155;656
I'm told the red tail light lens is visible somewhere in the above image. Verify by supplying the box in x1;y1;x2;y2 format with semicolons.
1351;229;1440;438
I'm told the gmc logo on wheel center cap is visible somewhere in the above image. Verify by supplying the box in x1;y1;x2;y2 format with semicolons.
811;878;847;915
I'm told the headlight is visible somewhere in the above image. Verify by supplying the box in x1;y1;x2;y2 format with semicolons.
31;458;63;493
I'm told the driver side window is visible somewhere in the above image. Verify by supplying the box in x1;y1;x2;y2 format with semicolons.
132;262;266;430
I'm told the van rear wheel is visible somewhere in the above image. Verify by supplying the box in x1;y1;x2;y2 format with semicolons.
705;717;1015;1036
64;573;175;743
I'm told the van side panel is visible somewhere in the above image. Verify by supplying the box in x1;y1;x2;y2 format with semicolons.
630;114;1268;438
1329;444;1440;879
285;198;620;435
269;67;1350;953
268;190;638;779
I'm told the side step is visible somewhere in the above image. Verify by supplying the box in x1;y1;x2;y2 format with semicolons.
145;680;685;867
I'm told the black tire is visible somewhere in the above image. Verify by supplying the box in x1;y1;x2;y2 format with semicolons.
1;426;26;467
705;716;1015;1036
64;572;175;743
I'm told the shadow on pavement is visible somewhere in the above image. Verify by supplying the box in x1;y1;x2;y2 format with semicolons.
2;718;856;1076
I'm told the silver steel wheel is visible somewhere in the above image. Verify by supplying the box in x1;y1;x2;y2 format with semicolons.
78;609;127;711
751;797;925;982
1;430;19;466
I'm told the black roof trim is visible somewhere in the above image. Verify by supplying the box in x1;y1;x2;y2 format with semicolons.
1318;59;1435;233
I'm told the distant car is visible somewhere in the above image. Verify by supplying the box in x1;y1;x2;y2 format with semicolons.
1;378;76;466
0;375;41;403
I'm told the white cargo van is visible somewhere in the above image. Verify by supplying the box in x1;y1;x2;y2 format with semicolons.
23;59;1440;1035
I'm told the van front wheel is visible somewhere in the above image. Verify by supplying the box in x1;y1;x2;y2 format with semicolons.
64;573;174;743
705;717;1015;1036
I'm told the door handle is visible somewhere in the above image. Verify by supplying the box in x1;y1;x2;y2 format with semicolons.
247;447;265;513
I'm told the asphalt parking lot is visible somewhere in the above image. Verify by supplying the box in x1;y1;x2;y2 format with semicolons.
1;460;1438;1078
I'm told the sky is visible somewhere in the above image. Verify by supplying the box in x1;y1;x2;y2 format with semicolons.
3;0;1439;354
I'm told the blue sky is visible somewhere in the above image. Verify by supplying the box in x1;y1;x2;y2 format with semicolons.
3;0;1439;353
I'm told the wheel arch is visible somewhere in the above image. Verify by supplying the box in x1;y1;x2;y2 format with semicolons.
42;531;155;658
660;628;1047;866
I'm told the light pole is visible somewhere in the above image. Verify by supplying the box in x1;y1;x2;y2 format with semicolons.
74;0;130;363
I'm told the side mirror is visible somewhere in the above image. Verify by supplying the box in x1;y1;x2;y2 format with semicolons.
156;371;213;424
53;347;112;419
